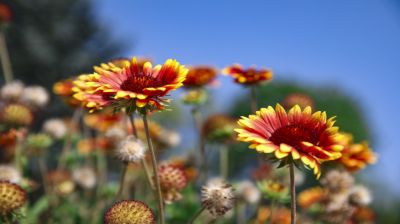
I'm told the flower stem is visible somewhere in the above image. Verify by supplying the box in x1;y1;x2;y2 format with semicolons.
191;107;208;182
289;163;297;224
188;206;205;224
0;31;13;83
128;113;155;190
250;86;257;113
143;113;164;224
116;162;128;199
220;144;228;179
38;156;50;196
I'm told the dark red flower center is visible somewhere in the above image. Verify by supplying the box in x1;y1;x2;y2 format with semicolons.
120;74;162;93
269;125;318;151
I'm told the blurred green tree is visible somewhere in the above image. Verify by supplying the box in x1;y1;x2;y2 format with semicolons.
1;0;123;115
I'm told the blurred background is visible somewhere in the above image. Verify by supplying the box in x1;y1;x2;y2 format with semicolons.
1;0;399;222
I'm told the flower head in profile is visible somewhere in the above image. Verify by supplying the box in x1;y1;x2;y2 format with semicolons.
43;118;67;139
104;200;155;224
73;57;188;112
158;163;188;204
201;178;235;216
83;110;122;132
21;86;49;108
235;104;344;178
235;181;261;204
0;181;27;215
1;103;33;127
72;167;97;189
257;180;289;202
116;135;146;163
335;132;377;172
281;93;315;110
183;66;217;88
46;170;75;196
223;64;272;85
0;165;21;184
298;186;326;209
0;80;24;101
202;114;237;143
53;78;81;107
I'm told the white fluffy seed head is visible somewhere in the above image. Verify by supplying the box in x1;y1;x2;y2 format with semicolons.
321;170;354;193
201;178;235;216
116;135;146;163
235;181;260;204
21;86;49;108
159;130;181;148
0;165;22;184
349;185;372;206
0;81;24;101
72;167;97;189
105;126;127;141
43;118;67;139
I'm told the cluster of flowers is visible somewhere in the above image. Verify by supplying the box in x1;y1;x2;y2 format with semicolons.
0;52;377;224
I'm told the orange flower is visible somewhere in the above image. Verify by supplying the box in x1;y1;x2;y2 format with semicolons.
336;133;376;172
223;64;272;85
53;78;81;107
73;57;188;112
235;104;344;178
298;187;326;209
83;110;122;132
281;93;315;110
183;66;217;87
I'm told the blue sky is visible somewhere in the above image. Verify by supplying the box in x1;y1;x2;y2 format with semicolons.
95;0;400;196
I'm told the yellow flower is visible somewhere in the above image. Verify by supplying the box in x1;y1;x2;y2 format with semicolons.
223;64;272;85
73;57;188;112
235;104;344;178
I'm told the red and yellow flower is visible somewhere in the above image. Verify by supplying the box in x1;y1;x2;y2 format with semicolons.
336;133;376;172
298;186;326;209
53;78;81;107
83;110;123;132
235;104;344;178
223;64;272;85
73;57;188;112
183;66;217;87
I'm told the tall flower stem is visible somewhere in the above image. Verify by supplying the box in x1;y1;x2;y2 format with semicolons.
289;163;297;224
58;108;82;170
220;144;229;179
128;113;154;190
0;32;13;83
188;206;205;224
38;155;51;197
191;107;207;182
250;86;257;113
143;113;164;224
116;162;128;199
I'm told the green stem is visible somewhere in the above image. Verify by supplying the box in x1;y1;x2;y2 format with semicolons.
58;108;81;169
38;155;50;197
191;107;207;182
188;206;205;224
220;144;228;179
128;112;155;190
250;86;257;113
143;113;164;224
0;31;13;83
289;163;296;224
116;162;128;199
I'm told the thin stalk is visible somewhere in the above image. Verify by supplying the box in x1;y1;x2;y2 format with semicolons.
0;32;13;83
38;156;50;196
191;107;207;182
220;144;229;179
58;108;81;169
128;113;155;190
14;137;23;173
188;206;205;224
116;162;128;199
289;163;296;224
235;202;246;224
143;114;164;224
250;86;257;113
141;159;155;190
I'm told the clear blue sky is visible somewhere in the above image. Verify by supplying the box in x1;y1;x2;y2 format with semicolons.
95;0;400;196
